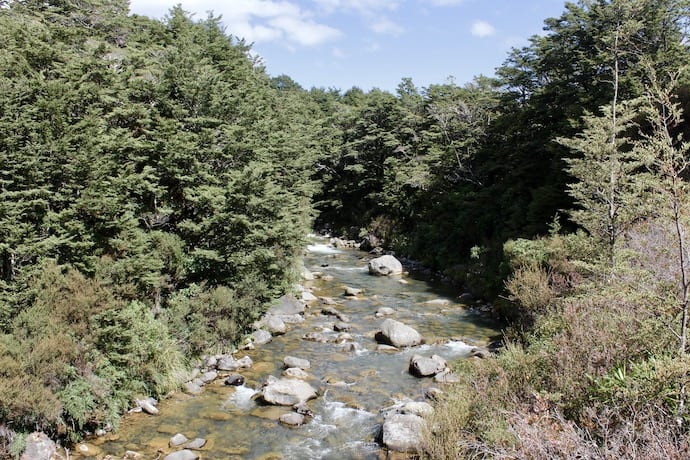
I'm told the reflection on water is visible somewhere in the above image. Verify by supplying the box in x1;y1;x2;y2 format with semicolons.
77;237;500;459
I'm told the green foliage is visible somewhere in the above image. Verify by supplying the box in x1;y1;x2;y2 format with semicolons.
0;1;321;443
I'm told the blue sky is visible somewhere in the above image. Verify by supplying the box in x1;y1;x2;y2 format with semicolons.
128;0;568;92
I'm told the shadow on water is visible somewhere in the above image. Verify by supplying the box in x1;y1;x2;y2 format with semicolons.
75;237;501;459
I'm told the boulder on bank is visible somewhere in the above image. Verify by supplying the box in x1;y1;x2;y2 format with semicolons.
265;316;287;335
266;295;305;316
381;413;426;453
258;376;318;406
21;432;56;460
368;255;403;276
252;329;272;346
375;319;422;348
409;354;447;377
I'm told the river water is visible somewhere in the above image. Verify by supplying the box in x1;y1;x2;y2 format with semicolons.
76;238;499;459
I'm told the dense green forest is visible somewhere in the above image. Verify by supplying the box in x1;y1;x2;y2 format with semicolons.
2;0;690;457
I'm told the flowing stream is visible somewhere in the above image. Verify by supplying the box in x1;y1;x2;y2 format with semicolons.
75;238;500;459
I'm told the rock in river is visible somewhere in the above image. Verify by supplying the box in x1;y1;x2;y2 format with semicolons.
409;354;447;377
375;319;422;348
368;255;403;276
163;450;199;460
258;376;318;406
283;356;311;370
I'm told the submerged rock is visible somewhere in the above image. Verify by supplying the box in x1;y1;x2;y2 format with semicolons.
184;381;203;395
375;319;422;348
344;286;363;296
375;307;396;317
169;433;189;447
163;450;199;460
186;438;207;450
279;412;305;426
368;255;403;276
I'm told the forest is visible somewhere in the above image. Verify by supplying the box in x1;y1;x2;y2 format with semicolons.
1;0;690;458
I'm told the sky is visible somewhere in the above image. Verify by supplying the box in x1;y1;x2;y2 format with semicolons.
128;0;568;92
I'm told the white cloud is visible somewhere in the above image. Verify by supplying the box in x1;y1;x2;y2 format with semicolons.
312;0;400;14
471;20;495;38
371;17;404;36
419;0;464;6
129;0;341;47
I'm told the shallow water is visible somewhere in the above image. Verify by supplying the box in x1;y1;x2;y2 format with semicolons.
78;238;499;459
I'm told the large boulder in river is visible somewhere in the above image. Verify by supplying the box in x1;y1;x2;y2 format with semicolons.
368;255;403;276
409;354;447;377
375;319;422;348
258;376;318;406
381;413;427;453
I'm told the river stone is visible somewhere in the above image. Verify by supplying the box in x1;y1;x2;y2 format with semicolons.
375;319;422;348
279;412;305;426
409;354;447;377
300;266;315;281
265;316;287;335
225;374;245;386
424;298;450;306
163;450;199;460
266;295;305;316
137;399;159;415
204;355;217;368
236;356;253;368
252;329;272;345
283;367;310;380
259;376;318;406
377;344;399;352
401;401;434;418
200;371;218;383
333;321;351;332
381;413;426;453
344;286;362;296
217;355;240;371
321;306;341;316
368;255;403;276
303;331;330;343
186;438;207;450
302;291;318;302
184;381;203;395
283;356;311;370
21;432;56;460
169;433;188;447
376;307;396;317
320;296;338;305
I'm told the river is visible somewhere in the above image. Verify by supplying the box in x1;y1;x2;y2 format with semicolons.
75;237;499;459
